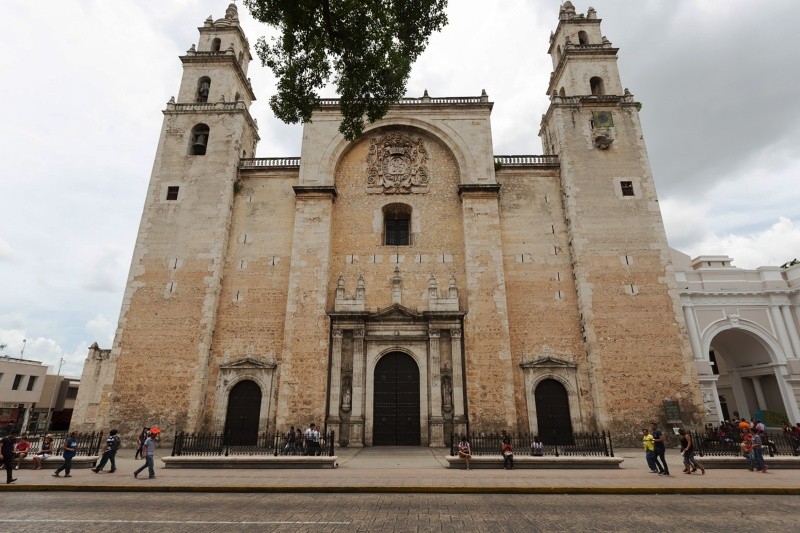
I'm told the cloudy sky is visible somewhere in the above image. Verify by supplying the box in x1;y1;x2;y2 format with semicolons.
1;0;799;377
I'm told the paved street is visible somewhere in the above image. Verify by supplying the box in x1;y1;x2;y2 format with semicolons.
0;492;796;532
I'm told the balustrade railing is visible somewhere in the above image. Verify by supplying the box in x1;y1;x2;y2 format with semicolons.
494;155;559;166
317;96;488;106
239;157;301;168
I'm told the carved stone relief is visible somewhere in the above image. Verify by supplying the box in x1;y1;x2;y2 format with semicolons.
366;132;429;194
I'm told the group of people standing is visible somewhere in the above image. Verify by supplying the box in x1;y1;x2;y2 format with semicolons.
642;423;706;476
282;423;323;455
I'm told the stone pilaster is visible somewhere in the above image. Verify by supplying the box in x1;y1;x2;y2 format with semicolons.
450;327;467;436
428;327;444;446
327;328;344;436
349;327;366;446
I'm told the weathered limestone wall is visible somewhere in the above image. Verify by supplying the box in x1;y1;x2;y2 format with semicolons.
70;344;113;429
327;127;466;312
201;170;298;432
496;167;593;432
544;103;704;435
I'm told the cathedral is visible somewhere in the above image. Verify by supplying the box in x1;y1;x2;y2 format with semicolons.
71;2;717;446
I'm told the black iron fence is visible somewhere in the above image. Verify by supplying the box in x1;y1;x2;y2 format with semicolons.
21;432;103;457
171;431;336;457
692;430;800;457
450;432;614;457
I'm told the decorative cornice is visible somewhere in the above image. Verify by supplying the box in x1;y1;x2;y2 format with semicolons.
219;357;276;370
458;183;501;198
292;185;337;199
520;356;577;369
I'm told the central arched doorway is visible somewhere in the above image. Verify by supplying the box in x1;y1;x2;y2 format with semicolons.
373;352;421;445
535;379;574;445
224;380;262;445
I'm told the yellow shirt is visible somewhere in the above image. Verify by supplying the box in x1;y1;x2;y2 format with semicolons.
642;434;655;452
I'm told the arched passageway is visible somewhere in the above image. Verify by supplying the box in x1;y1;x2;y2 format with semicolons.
535;378;574;445
373;352;421;445
224;380;262;445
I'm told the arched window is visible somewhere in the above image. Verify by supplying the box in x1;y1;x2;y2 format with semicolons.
238;51;244;63
234;92;241;102
190;124;210;156
559;87;566;97
383;203;411;246
196;77;211;103
590;76;605;95
211;38;221;52
556;45;561;61
578;31;589;45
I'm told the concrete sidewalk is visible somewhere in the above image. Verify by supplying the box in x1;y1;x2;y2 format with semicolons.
2;447;798;494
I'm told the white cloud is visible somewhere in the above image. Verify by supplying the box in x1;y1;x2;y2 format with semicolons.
687;217;800;269
0;237;12;261
85;314;116;348
81;248;128;293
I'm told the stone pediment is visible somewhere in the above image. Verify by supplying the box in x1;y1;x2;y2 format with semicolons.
520;356;576;369
219;357;276;370
372;303;423;321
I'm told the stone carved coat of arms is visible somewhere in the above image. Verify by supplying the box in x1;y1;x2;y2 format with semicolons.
366;132;429;194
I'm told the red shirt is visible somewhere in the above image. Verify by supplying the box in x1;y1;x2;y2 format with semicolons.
14;441;31;452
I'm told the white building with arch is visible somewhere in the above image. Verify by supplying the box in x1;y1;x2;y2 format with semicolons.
674;250;800;427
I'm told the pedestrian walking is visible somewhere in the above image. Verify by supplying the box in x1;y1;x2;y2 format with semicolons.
93;429;121;473
304;423;321;456
650;422;670;476
457;436;472;470
53;431;79;478
752;429;768;473
500;430;514;470
0;430;18;483
134;432;158;479
642;428;658;473
678;429;705;474
283;426;297;455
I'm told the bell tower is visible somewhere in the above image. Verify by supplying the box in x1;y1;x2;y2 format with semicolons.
539;2;704;432
74;4;260;435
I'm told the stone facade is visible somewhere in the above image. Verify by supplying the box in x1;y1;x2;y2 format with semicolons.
72;2;708;445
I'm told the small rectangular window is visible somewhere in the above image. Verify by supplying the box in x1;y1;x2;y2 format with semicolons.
620;181;634;196
26;376;37;391
385;219;410;246
66;387;78;399
166;186;180;201
12;374;23;390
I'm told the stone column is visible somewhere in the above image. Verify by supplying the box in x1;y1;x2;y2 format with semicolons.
769;306;792;361
780;305;800;359
349;327;366;446
682;306;703;360
327;329;344;436
428;328;444;446
751;376;767;411
450;327;467;436
728;370;751;422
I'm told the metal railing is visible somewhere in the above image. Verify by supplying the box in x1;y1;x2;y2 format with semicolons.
692;430;800;457
21;432;103;457
274;431;336;457
450;432;613;457
170;431;336;457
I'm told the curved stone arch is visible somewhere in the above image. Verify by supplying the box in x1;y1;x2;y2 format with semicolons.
701;318;786;364
531;373;576;397
213;358;277;434
370;345;424;376
316;117;475;187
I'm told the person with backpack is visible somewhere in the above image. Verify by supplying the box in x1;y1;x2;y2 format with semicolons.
92;429;121;473
53;431;79;478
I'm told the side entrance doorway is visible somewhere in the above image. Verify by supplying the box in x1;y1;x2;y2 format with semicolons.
373;352;421;445
224;379;262;445
535;378;574;445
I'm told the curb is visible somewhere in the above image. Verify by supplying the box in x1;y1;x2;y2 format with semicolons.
2;485;800;495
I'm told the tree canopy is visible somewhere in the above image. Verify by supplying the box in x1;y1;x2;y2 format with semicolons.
244;0;448;140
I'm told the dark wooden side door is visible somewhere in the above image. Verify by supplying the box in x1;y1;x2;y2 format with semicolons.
535;378;574;445
224;380;262;445
373;352;421;445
